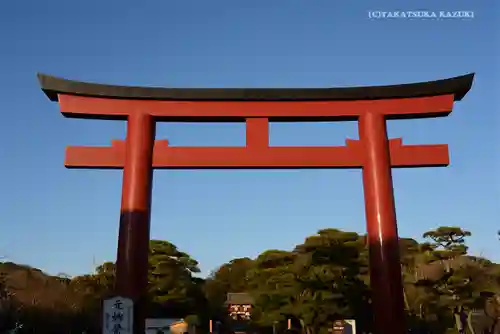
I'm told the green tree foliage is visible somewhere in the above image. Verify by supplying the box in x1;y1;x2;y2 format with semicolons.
0;272;19;332
71;240;204;319
204;257;254;319
1;226;499;333
211;229;373;334
423;226;471;263
148;240;200;304
287;229;370;334
246;250;297;327
408;227;500;333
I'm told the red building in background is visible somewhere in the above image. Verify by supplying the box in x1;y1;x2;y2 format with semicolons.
226;293;254;333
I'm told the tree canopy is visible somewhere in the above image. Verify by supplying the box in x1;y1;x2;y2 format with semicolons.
1;226;499;334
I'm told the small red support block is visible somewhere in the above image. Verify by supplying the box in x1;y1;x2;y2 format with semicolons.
246;118;269;149
389;138;449;167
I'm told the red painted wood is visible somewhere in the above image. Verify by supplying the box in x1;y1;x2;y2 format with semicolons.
51;89;464;334
57;93;455;120
246;118;269;148
65;139;448;169
359;112;406;334
115;112;155;334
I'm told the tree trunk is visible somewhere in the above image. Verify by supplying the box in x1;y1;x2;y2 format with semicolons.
419;303;424;318
493;319;500;334
455;307;465;333
403;286;411;312
467;310;476;334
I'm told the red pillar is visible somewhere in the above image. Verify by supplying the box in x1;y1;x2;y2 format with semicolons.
359;112;406;334
115;112;155;334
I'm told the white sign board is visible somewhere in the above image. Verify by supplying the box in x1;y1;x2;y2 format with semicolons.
103;296;133;334
344;320;356;334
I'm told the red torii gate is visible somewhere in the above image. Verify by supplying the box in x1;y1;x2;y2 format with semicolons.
38;72;474;334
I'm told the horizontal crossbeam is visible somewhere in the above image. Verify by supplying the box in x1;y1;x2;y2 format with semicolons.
65;138;448;169
57;94;455;121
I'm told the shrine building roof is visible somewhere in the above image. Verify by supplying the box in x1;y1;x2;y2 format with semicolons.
225;292;254;305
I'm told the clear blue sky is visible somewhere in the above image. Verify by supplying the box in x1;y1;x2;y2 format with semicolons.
0;0;498;277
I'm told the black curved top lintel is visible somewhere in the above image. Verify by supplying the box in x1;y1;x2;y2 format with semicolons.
37;72;474;102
